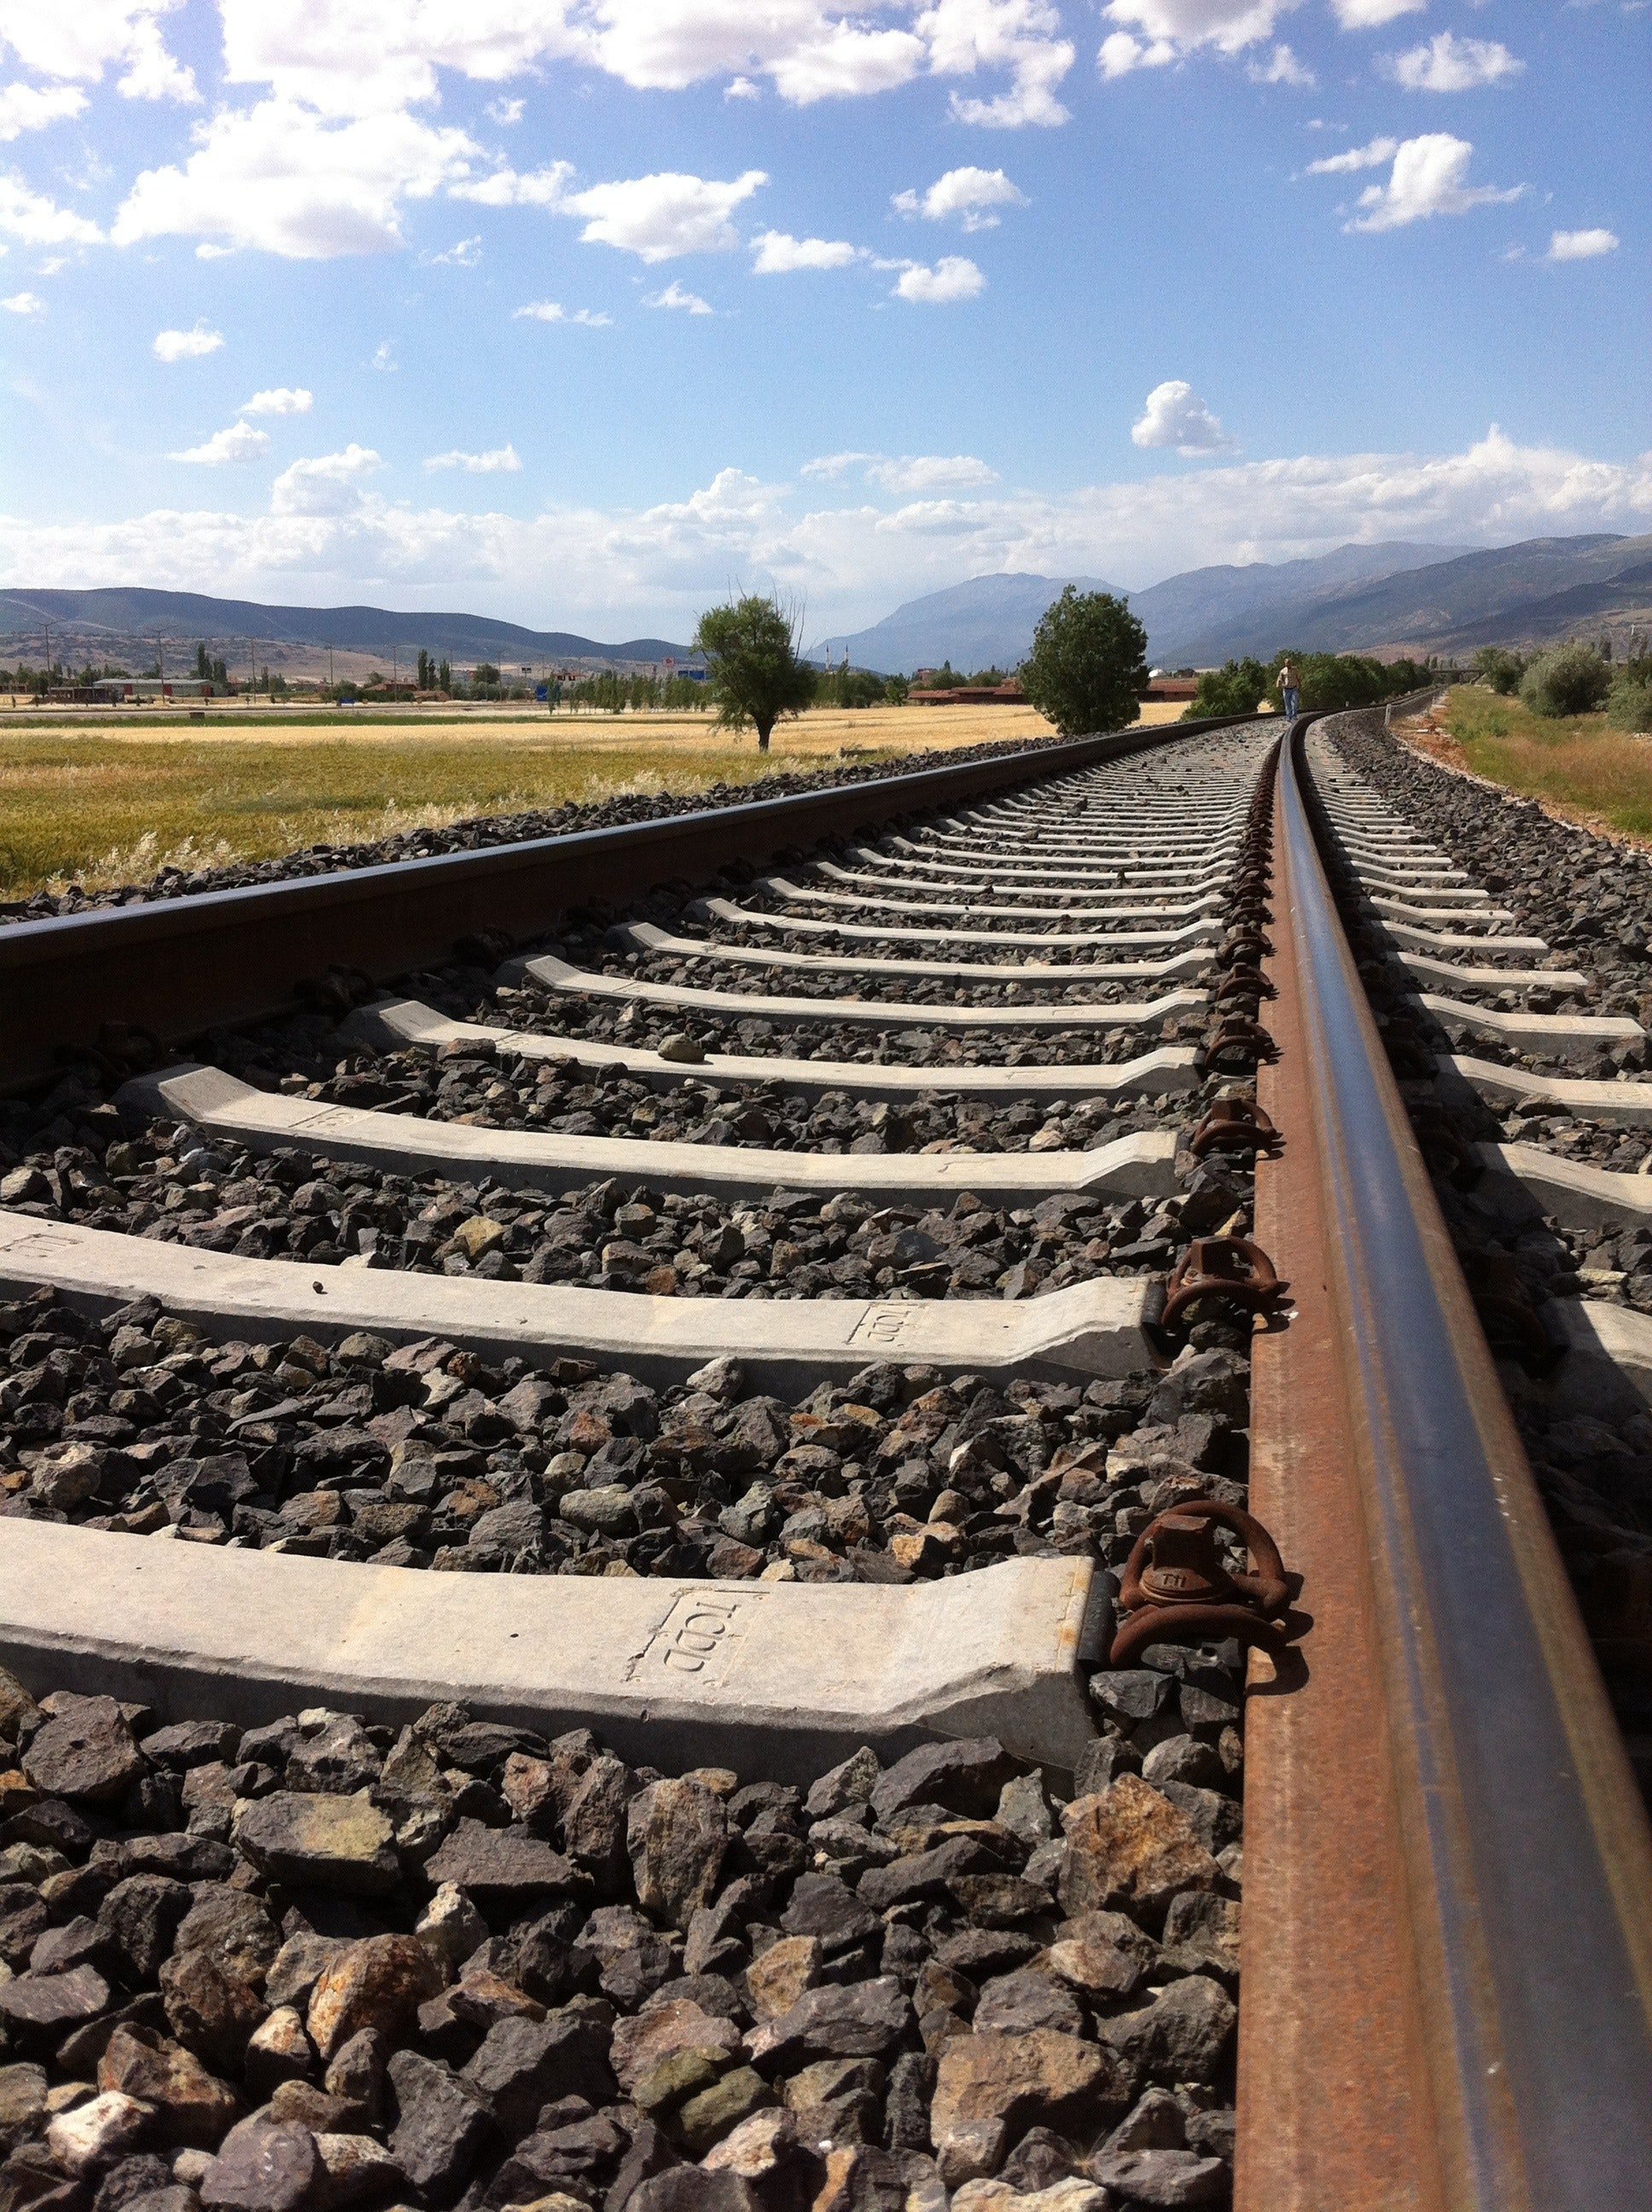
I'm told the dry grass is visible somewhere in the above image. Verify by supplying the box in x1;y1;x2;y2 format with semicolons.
0;701;1082;900
1401;687;1652;844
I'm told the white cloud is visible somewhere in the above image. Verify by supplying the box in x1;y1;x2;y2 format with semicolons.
371;340;395;370
270;443;382;515
1131;379;1236;454
214;2;1073;128
648;278;714;314
9;429;1648;646
890;253;986;302
0;175;102;245
1547;227;1620;262
1386;32;1524;91
1329;0;1423;24
1099;0;1301;72
804;451;1000;491
1344;133;1523;232
724;74;759;99
0;2;196;100
451;160;573;209
424;444;523;474
564;169;766;260
892;165;1027;230
170;420;270;465
486;95;524;125
1250;42;1314;84
241;386;313;416
424;234;482;265
0;83;86;138
113;100;480;259
152;319;223;362
750;228;859;272
1306;134;1397;173
512;299;613;324
1;286;42;313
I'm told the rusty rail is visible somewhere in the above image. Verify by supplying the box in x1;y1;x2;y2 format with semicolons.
1238;717;1652;2211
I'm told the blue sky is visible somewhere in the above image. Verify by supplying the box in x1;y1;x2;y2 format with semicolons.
0;0;1646;641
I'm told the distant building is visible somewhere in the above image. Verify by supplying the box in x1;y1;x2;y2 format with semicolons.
90;677;215;701
909;680;1027;706
1142;677;1199;701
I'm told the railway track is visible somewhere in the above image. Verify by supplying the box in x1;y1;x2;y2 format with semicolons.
0;709;1648;2212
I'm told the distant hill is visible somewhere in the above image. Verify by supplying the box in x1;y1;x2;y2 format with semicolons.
813;573;1120;677
1129;541;1472;663
813;535;1652;673
0;587;695;674
1230;534;1652;658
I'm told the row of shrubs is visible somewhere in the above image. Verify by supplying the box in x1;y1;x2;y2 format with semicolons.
1182;651;1439;720
1475;643;1652;731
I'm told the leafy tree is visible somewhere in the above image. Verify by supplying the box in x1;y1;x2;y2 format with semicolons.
1607;667;1652;733
885;674;910;705
918;661;964;690
437;658;451;691
1184;658;1272;720
1520;643;1612;718
968;666;1008;686
472;661;501;688
1019;588;1148;737
694;593;816;752
1473;645;1527;696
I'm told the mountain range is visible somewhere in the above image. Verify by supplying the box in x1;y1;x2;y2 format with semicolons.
0;587;694;680
5;531;1649;687
813;533;1652;673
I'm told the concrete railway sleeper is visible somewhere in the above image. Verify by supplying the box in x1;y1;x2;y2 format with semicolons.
0;712;1644;2212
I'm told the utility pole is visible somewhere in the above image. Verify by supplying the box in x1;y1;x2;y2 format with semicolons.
329;642;334;692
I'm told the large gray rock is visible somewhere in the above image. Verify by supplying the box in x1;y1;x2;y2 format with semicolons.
628;1779;730;1927
199;2120;323;2212
387;2048;492;2198
234;1793;399;1895
21;1696;144;1802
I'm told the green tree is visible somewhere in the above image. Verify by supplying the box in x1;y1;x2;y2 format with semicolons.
437;658;451;691
1521;643;1613;718
1019;588;1147;737
885;673;910;705
1184;657;1272;720
693;592;816;752
1473;645;1527;696
472;661;501;688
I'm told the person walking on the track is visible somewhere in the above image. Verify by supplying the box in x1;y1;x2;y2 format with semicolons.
1279;658;1301;721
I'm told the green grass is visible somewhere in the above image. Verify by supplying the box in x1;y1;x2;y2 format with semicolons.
1428;685;1652;840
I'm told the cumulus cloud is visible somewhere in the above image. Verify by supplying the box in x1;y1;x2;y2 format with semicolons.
424;445;523;474
112;101;480;259
1342;134;1523;233
214;1;1073;127
1249;43;1314;85
1099;0;1301;74
170;420;270;465
0;2;197;100
648;278;714;314
1386;32;1525;92
1329;0;1423;24
1131;380;1236;455
750;229;859;272
889;254;986;302
1547;227;1620;263
152;319;223;362
451;160;573;209
804;451;1000;490
563;169;766;260
9;429;1647;645
0;175;102;245
892;166;1027;230
241;386;312;416
486;95;525;125
270;443;383;515
424;234;482;265
0;83;87;138
1306;135;1397;174
512;299;612;324
1;287;42;313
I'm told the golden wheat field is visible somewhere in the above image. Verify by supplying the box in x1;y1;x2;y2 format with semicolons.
2;700;1160;899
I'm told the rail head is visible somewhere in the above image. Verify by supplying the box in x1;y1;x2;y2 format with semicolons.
1243;713;1652;2212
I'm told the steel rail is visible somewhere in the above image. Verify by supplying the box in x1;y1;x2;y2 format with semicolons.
1238;717;1652;2211
0;713;1269;1089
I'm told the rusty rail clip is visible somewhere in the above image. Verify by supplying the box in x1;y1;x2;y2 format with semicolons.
1201;1016;1282;1072
1162;1235;1291;1334
1214;965;1277;1006
1109;1496;1293;1666
1187;1096;1285;1161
